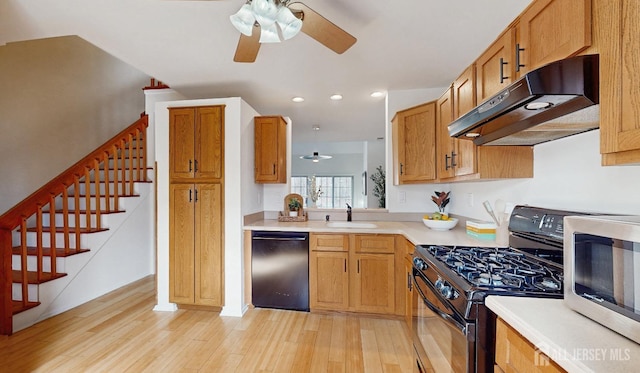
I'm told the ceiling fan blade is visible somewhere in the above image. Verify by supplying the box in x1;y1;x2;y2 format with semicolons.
288;2;356;54
233;25;261;63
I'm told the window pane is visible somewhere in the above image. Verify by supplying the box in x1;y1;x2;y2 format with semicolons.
316;177;333;208
291;176;308;200
334;176;353;208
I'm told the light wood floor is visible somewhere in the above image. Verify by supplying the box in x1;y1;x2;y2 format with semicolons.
0;276;415;372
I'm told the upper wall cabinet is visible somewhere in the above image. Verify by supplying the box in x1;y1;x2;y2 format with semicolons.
392;102;437;185
476;27;516;103
599;0;640;165
476;0;591;101
517;0;592;77
169;106;224;182
254;116;287;183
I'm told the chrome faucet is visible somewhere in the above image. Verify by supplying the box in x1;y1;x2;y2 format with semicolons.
346;203;352;221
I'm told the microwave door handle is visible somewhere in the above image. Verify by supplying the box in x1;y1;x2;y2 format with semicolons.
414;276;467;335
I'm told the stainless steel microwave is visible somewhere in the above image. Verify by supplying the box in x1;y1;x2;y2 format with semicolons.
564;215;640;344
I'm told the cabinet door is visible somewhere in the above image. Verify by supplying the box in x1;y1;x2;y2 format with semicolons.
195;106;224;181
452;65;477;177
169;108;196;181
600;0;640;165
169;183;196;304
353;253;395;314
436;87;455;179
476;28;515;103
309;251;349;311
194;183;223;306
255;116;287;183
392;102;437;184
519;0;591;74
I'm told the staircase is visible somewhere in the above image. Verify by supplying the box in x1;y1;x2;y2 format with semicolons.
0;116;152;335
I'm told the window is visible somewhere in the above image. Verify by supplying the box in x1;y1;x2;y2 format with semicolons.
291;176;353;209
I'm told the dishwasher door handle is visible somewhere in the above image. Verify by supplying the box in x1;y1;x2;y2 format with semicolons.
252;236;308;241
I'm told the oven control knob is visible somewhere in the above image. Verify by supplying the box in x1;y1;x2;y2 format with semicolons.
413;257;428;270
440;286;454;299
435;278;444;290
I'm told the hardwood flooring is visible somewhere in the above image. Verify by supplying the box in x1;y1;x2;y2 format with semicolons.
0;276;415;372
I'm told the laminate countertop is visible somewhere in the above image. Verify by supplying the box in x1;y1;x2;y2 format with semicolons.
486;296;640;373
243;219;507;247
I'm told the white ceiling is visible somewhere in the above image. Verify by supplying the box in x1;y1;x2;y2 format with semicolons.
0;0;531;143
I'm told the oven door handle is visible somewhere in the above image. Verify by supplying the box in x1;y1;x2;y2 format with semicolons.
413;274;468;336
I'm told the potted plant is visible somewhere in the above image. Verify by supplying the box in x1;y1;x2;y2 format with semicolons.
430;191;451;219
369;165;386;208
288;198;301;217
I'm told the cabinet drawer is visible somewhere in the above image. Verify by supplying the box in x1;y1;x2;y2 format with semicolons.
310;233;348;252
353;234;395;254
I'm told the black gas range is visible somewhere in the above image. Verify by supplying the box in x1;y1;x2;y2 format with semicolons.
411;205;585;373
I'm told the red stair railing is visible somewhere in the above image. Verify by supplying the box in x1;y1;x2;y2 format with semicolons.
0;115;149;335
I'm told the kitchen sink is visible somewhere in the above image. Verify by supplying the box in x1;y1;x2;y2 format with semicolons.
326;222;378;229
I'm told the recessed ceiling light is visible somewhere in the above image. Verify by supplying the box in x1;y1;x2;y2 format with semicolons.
330;94;343;101
292;96;305;103
370;91;385;98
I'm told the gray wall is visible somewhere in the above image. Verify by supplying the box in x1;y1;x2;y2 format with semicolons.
0;36;149;214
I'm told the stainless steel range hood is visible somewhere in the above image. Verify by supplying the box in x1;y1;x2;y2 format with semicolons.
448;54;599;146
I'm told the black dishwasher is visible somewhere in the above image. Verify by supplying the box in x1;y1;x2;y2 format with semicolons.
251;231;309;311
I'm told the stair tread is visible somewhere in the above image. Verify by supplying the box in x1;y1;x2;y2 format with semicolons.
11;246;90;257
12;270;67;284
26;227;108;234
12;300;40;315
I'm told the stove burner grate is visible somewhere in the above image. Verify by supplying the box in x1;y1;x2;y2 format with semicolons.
425;245;563;293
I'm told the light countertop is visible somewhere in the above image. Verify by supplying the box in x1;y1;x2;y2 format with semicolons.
243;219;507;247
486;296;640;373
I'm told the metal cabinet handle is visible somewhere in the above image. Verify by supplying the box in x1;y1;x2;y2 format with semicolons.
273;164;276;175
357;259;360;274
194;159;198;173
344;259;347;272
189;189;192;202
500;57;509;84
445;154;451;170
400;163;404;175
194;189;198;202
451;152;457;168
188;159;193;173
516;43;525;72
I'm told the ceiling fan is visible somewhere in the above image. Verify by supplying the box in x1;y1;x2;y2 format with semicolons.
229;0;357;63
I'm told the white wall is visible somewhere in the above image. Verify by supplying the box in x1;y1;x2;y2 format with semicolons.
0;36;148;214
385;87;450;213
154;97;255;316
449;130;640;219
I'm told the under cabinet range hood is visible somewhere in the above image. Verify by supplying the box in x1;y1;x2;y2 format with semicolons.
448;54;599;146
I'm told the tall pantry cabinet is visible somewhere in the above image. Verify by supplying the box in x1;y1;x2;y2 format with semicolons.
168;106;225;307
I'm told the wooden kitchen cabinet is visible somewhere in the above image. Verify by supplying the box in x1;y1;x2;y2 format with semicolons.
169;183;223;307
309;233;349;311
517;0;591;77
495;317;566;373
169;106;224;182
254;116;287;183
351;234;395;314
476;27;516;103
309;233;396;315
436;87;456;179
451;65;477;177
392;102;437;185
598;0;640;165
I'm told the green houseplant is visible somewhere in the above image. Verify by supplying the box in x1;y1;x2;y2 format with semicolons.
370;165;386;208
288;198;301;216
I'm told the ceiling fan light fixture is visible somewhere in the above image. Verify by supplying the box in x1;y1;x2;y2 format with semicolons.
252;0;279;27
300;151;332;162
277;6;302;40
259;22;281;43
229;4;256;36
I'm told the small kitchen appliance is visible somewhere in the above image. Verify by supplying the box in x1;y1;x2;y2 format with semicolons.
564;215;640;344
411;205;586;372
